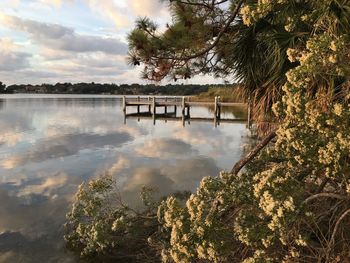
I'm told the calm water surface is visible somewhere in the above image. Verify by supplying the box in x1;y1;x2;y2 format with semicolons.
0;94;247;262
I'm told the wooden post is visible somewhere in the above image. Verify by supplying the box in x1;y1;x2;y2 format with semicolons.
181;96;186;120
214;96;218;127
152;96;156;115
181;97;186;127
152;97;156;125
148;96;151;113
214;96;218;115
122;96;126;112
217;96;221;125
247;96;252;129
187;106;191;125
137;96;140;114
123;107;126;124
165;96;168;114
182;110;185;127
174;105;177;116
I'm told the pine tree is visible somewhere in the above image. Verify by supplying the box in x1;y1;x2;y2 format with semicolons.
128;0;350;124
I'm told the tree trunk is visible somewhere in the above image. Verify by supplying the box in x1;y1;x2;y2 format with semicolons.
231;130;277;175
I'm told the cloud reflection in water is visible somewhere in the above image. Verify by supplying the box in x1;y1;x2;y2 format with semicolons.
0;95;246;262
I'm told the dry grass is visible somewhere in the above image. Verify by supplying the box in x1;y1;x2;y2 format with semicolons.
191;86;245;103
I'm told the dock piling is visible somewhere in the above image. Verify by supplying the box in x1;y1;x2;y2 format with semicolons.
148;96;151;112
165;96;168;114
122;96;126;112
217;96;221;125
247;96;252;129
152;96;156;115
214;96;218;126
137;96;140;114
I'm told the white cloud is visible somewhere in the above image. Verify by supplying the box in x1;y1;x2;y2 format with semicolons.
0;14;127;54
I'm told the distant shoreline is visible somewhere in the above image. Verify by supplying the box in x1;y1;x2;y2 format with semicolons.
1;83;239;96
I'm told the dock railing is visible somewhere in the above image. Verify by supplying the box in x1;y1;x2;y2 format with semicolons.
122;96;251;127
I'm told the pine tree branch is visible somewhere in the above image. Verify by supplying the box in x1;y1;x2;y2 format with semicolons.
156;0;244;61
173;0;229;9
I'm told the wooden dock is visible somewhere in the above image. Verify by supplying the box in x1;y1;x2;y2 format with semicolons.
122;96;251;127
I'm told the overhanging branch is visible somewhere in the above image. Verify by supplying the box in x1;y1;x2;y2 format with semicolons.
156;0;244;61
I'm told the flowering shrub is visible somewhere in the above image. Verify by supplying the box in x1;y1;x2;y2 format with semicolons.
158;100;350;262
157;1;350;262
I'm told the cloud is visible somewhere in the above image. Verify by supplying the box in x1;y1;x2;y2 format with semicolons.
28;0;169;27
162;157;220;191
0;14;127;55
0;187;75;261
122;167;175;206
0;110;32;146
0;187;68;236
18;172;68;197
41;52;129;78
135;138;195;159
1;132;133;169
38;0;73;8
0;0;220;84
129;0;169;17
0;132;23;146
0;231;74;263
118;125;147;137
108;156;131;175
0;39;31;71
0;0;20;8
84;0;130;28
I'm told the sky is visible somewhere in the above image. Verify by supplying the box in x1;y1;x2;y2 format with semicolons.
0;0;221;85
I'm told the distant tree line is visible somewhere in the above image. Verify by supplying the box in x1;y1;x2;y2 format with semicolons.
1;82;239;95
0;82;10;94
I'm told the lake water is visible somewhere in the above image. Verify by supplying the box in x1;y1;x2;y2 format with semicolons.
0;94;247;262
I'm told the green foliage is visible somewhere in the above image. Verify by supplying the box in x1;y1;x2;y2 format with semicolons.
64;174;192;262
64;173;160;262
